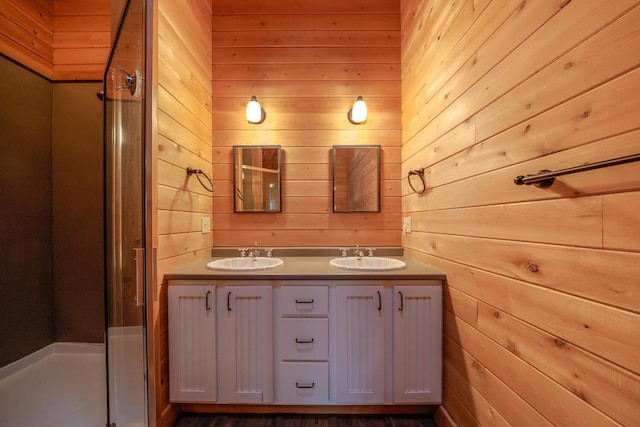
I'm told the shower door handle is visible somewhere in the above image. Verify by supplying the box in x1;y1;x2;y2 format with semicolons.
133;248;145;307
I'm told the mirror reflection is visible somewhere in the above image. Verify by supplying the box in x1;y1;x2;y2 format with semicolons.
234;145;281;213
333;145;381;212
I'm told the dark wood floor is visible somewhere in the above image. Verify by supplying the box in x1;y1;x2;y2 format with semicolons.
172;413;438;427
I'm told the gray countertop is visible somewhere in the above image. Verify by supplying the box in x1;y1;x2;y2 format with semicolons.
165;248;446;282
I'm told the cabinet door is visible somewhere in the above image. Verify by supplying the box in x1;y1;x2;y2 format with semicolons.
168;285;216;402
393;286;442;403
218;286;273;403
336;286;385;404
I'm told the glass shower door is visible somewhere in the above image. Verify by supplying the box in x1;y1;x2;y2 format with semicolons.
104;0;148;426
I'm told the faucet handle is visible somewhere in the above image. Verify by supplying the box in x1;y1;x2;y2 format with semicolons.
266;248;273;258
366;247;376;257
238;248;247;257
339;248;348;257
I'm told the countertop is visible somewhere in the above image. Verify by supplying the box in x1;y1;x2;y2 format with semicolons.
164;248;446;282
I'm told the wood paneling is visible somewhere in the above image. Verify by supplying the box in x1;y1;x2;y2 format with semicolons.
603;191;640;251
211;0;401;248
212;0;399;14
155;1;213;422
73;2;111;77
0;0;109;80
401;1;640;426
0;0;53;78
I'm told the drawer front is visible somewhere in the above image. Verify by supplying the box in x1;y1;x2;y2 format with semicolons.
280;286;328;316
279;318;328;360
277;362;329;404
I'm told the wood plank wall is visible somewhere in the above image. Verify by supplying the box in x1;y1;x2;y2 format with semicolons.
400;1;640;426
0;0;109;80
156;0;214;279
155;0;213;422
0;0;53;78
210;0;402;248
52;0;110;80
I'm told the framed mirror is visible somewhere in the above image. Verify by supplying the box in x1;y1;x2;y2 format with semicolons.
233;145;282;213
333;145;381;213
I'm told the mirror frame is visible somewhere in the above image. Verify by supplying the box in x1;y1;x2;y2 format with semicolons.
233;145;282;213
332;145;381;213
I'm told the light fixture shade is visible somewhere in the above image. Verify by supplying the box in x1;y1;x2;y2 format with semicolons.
246;95;263;123
350;96;367;124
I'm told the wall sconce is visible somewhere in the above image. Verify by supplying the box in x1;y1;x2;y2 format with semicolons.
348;96;367;124
246;95;265;124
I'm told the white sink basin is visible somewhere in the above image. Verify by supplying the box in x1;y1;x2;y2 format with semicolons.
207;257;284;271
329;257;406;271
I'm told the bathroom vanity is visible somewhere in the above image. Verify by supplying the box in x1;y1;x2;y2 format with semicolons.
165;248;445;410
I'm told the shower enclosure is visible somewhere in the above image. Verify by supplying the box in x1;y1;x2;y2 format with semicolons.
104;0;153;425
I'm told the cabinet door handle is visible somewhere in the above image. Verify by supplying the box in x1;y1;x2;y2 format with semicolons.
205;291;211;311
377;290;382;311
296;382;315;389
398;291;404;311
295;299;314;304
295;338;314;344
227;291;232;311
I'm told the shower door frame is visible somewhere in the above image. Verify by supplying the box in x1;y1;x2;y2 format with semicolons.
103;0;156;425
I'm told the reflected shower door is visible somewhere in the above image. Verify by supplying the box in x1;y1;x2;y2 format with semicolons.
104;0;148;426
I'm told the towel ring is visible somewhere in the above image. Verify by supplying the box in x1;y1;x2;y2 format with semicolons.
408;168;426;194
187;167;215;193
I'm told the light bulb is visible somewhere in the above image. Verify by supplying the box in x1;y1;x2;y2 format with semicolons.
246;96;263;123
350;96;367;124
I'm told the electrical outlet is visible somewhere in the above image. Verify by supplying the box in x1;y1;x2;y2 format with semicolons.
403;217;412;233
201;217;211;233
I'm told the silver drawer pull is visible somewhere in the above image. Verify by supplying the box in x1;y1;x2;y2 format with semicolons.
295;338;314;344
296;382;315;389
295;299;314;304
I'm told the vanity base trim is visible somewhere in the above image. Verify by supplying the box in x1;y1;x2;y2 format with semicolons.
179;403;438;415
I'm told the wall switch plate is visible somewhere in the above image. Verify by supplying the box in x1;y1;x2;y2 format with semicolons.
201;217;211;233
403;217;412;233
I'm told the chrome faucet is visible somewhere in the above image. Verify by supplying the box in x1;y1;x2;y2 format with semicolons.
366;247;376;257
249;241;261;260
353;244;364;258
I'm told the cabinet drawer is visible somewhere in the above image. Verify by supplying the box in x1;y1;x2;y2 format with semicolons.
281;286;328;316
277;362;329;404
279;318;328;360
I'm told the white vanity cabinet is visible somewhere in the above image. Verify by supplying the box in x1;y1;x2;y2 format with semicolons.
167;273;443;408
335;286;385;404
217;285;273;403
168;285;216;403
333;284;442;405
275;286;330;404
392;285;442;403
